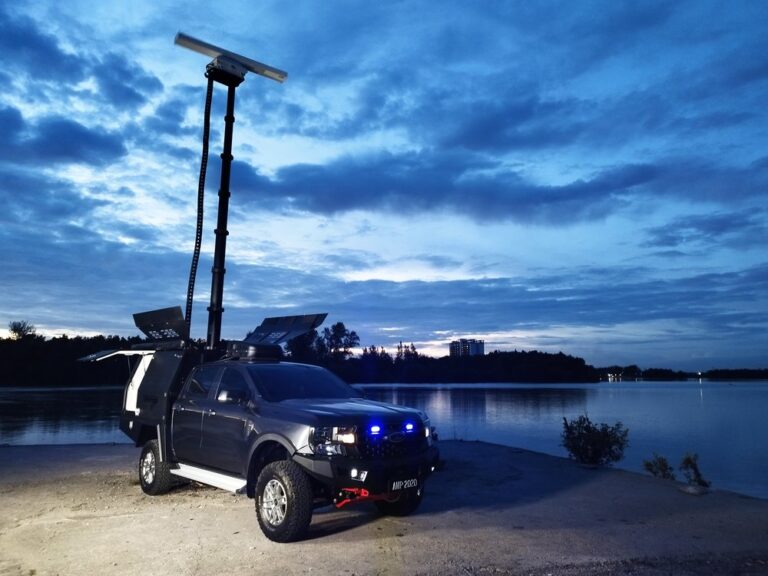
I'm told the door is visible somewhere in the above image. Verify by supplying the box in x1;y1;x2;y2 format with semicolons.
172;364;221;465
200;366;256;475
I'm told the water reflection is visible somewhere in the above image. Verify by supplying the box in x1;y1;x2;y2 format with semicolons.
362;382;768;500
363;385;589;452
1;382;767;499
0;387;126;445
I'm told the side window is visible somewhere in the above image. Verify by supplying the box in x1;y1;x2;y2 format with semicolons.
217;368;251;404
185;365;220;399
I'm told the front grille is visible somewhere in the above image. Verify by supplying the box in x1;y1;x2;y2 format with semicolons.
357;422;427;459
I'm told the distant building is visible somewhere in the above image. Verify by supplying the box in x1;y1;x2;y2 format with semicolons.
449;338;485;357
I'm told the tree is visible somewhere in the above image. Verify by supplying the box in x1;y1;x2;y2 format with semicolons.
322;322;359;360
623;365;642;380
8;320;36;340
395;341;418;361
358;345;394;382
362;345;392;361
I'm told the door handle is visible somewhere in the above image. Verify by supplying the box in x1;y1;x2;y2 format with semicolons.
207;409;216;416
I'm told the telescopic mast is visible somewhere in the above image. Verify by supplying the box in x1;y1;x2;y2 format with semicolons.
174;33;287;349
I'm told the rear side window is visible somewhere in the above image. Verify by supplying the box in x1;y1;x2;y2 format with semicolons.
185;365;220;399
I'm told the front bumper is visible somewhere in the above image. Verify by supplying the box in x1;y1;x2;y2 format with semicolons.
293;444;440;499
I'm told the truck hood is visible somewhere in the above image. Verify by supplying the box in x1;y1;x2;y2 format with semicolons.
278;398;424;421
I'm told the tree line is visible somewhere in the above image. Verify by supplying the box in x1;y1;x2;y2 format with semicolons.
287;325;599;383
1;320;598;386
2;320;765;387
1;322;141;387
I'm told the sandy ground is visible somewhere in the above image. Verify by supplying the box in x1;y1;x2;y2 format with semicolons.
1;441;767;576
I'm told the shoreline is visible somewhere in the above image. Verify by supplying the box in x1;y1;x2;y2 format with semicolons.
2;440;766;502
2;441;768;575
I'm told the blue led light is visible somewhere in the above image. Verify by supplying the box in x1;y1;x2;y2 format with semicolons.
370;425;382;435
404;422;415;433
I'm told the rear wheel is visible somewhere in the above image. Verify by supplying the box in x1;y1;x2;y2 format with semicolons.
374;487;424;516
139;440;173;495
255;461;313;542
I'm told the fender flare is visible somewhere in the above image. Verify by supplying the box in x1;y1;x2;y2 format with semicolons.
246;433;297;496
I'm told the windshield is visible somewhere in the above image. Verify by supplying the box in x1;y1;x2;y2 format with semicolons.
246;364;358;402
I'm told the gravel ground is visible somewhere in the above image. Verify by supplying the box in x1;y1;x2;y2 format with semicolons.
1;441;767;575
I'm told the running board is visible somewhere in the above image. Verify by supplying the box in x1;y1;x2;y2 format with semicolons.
171;464;247;494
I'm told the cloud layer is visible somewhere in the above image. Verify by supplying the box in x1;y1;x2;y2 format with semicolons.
0;1;766;370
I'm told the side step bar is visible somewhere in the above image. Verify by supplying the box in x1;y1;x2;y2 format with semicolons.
171;463;247;494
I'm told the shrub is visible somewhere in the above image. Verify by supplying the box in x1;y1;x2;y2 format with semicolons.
680;453;710;488
643;453;677;480
561;415;629;466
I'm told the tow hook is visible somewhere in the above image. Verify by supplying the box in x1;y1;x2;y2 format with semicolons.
334;487;373;509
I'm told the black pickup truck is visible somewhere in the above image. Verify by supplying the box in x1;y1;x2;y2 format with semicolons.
80;35;439;543
87;308;439;542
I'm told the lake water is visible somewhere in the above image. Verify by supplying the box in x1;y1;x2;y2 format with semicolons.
1;381;766;499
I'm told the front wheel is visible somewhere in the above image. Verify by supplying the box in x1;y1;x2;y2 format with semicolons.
139;440;173;495
374;487;424;516
255;461;313;543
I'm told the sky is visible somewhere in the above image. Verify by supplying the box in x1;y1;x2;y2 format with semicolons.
1;1;766;371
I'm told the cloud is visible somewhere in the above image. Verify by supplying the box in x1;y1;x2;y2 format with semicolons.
0;106;24;140
682;38;768;101
0;170;190;332
440;96;588;152
223;153;661;224
234;151;768;225
91;52;163;108
5;115;127;166
0;104;127;167
0;5;87;81
0;0;766;371
639;158;768;203
141;86;200;135
0;229;192;334
320;251;387;272
1;3;163;122
0;168;104;224
644;209;768;250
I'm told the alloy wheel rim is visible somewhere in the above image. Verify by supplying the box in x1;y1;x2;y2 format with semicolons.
261;478;288;526
141;451;156;485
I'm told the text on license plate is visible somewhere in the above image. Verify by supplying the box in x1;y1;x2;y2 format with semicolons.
391;478;418;491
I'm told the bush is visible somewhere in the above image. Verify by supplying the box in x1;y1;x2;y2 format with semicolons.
643;453;677;480
680;453;710;488
561;415;629;466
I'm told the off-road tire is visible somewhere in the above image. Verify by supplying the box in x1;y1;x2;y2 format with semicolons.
139;440;173;495
255;461;313;543
374;487;424;516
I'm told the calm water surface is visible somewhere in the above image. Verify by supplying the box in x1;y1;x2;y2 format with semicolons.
362;381;768;499
1;381;766;499
0;386;126;445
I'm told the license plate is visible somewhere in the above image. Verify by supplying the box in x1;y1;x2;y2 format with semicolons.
390;478;418;492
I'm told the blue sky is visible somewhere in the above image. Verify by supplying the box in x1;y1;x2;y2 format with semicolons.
1;1;766;370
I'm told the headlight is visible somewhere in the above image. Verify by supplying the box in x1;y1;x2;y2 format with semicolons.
423;417;433;443
311;426;356;456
